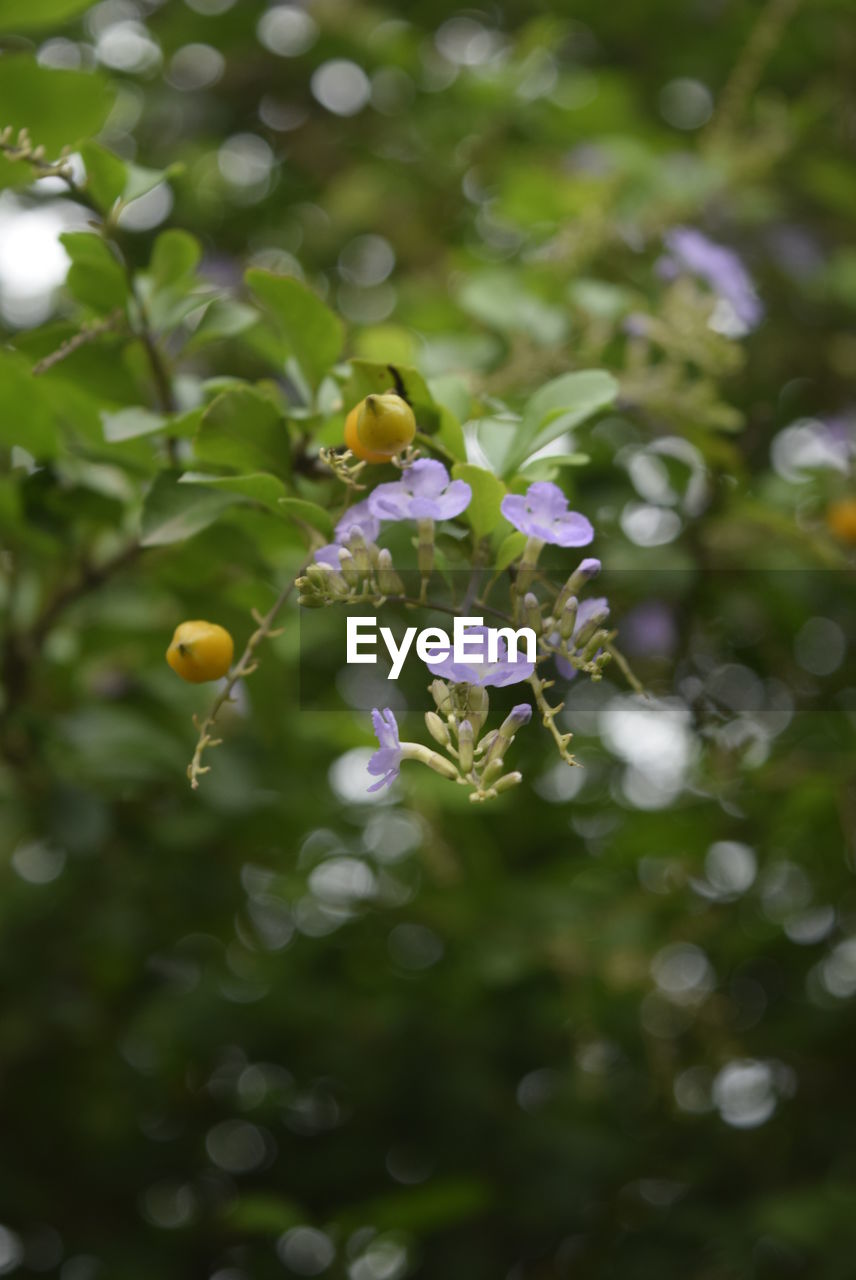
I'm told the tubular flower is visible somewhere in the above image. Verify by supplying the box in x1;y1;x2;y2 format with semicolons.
368;459;471;523
500;482;594;547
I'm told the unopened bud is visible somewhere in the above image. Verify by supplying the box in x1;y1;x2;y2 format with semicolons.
429;679;452;716
337;547;360;588
425;711;450;747
457;719;474;774
555;557;601;615
494;771;523;794
575;608;609;649
376;547;403;596
558;596;579;641
522;592;543;636
347;530;372;574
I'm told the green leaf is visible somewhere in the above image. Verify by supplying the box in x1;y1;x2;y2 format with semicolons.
493;530;527;570
195;388;291;477
452;463;506;539
520;452;591;480
459;271;568;345
188;300;258;350
79;140;127;211
278;497;334;539
182;472;290;512
245;269;343;388
0;57;115;159
0;0;96;31
150;230;202;288
101;407;166;443
0;351;58;456
140;472;239;546
122;161;181;207
344;359;433;413
60;232;128;313
503;370;618;474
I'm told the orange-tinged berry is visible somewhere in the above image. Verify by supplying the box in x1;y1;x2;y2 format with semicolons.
827;498;856;545
166;620;234;684
357;392;416;456
344;403;390;463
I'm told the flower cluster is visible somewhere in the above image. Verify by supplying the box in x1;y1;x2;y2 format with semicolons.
297;456;624;800
659;227;763;335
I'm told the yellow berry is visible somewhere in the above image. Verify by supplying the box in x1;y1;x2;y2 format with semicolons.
344;392;416;461
344;402;389;463
166;620;234;684
827;498;856;544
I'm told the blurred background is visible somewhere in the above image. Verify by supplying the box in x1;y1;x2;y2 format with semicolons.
1;0;856;1277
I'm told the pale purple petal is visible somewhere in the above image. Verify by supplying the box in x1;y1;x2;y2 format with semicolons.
336;498;380;544
368;459;472;523
314;544;343;569
424;625;534;687
367;707;401;791
501;483;595;547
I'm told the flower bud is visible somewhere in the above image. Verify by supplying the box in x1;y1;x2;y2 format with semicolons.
558;596;579;641
554;557;601;616
337;547;360;588
425;711;450;747
376;547;404;596
457;719;474;774
574;608;609;649
494;771;523;793
522;592;543;636
465;685;490;735
347;530;372;574
429;679;452;716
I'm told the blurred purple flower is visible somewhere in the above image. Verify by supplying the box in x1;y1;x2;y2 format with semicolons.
313;544;343;570
621;601;677;658
425;625;535;687
500;482;594;547
660;227;762;332
335;498;381;544
368;459;471;522
367;707;402;791
553;596;610;679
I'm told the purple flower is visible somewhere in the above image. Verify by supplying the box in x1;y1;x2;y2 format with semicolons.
335;498;380;544
500;482;594;547
553;596;610;679
368;459;471;522
424;625;535;687
313;544;344;570
621;601;677;658
660;228;762;333
367;707;402;791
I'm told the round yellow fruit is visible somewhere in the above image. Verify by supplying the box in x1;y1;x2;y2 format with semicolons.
344;403;390;463
827;497;856;545
166;620;234;684
358;392;416;456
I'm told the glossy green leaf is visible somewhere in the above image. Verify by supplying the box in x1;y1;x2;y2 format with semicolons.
278;497;334;539
0;56;115;157
139;472;239;546
183;472;289;512
60;232;128;313
452;463;506;539
101;407;167;443
493;530;527;570
0;351;58;456
503;370;618;474
150;230;202;288
79;140;127;211
245;269;344;388
0;0;95;28
195;387;291;476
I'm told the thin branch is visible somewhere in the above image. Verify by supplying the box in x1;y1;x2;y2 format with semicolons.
187;575;299;789
32;309;126;376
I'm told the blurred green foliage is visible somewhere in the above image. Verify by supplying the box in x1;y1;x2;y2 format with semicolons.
1;0;855;1278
